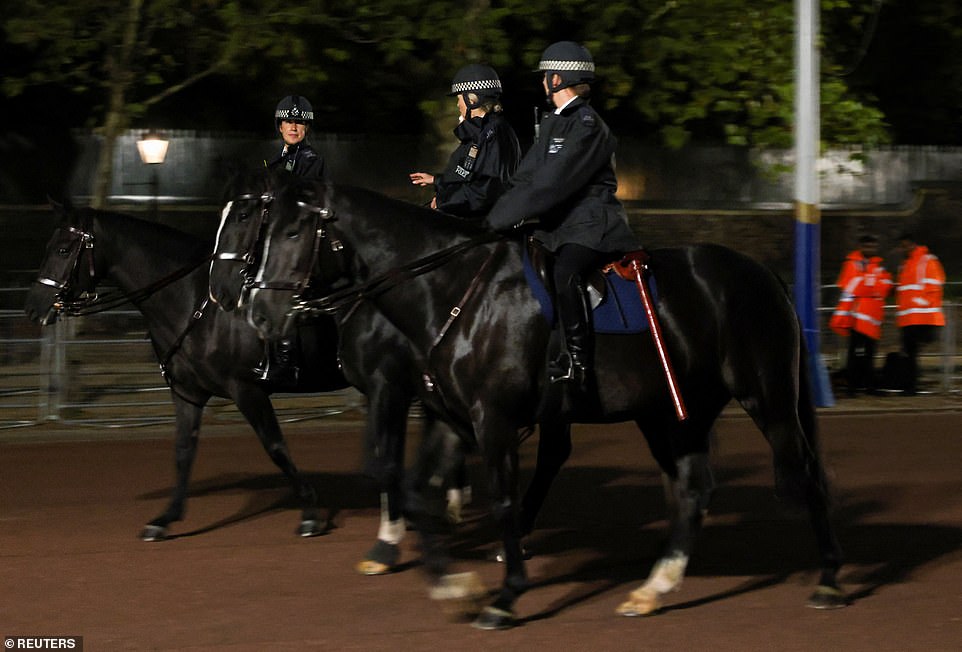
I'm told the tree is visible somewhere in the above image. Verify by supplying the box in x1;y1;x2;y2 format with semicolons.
308;0;894;149
3;0;333;207
4;0;946;206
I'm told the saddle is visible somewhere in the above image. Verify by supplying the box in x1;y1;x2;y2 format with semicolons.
523;238;654;334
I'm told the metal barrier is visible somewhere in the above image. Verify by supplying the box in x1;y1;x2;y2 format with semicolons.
820;299;960;395
1;286;360;431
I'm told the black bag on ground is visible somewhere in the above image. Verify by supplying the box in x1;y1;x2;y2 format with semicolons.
881;351;911;391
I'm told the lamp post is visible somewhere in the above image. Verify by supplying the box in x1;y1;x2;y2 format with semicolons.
136;131;169;219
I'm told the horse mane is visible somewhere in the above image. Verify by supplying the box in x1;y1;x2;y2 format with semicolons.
328;183;493;241
83;207;210;265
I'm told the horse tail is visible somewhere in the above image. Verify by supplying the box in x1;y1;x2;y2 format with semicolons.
797;314;835;494
754;269;831;504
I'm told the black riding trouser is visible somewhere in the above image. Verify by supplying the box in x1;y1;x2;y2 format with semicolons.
551;243;608;331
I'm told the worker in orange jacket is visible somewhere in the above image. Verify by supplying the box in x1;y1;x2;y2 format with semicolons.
829;234;893;396
895;233;945;395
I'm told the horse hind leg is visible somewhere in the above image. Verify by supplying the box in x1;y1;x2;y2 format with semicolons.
618;452;714;616
740;373;847;608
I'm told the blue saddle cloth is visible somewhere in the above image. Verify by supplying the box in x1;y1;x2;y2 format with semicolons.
522;248;654;334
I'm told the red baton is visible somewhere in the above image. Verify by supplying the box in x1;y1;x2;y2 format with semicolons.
627;258;688;422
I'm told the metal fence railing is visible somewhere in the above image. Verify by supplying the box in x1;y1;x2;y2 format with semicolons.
2;285;960;432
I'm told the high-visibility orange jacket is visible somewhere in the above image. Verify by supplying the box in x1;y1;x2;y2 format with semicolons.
896;245;945;327
828;250;893;339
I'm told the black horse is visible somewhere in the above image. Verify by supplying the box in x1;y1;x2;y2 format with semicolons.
208;169;473;573
246;178;847;629
23;203;346;540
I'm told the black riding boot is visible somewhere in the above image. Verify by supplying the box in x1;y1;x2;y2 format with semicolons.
548;278;592;393
255;337;299;387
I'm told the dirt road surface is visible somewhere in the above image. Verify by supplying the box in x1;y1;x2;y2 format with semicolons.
2;404;961;651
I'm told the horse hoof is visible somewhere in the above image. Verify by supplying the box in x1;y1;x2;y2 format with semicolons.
472;606;516;631
355;560;393;576
297;519;327;537
489;545;533;563
807;585;849;609
429;572;487;620
615;589;662;617
140;524;168;542
356;540;399;575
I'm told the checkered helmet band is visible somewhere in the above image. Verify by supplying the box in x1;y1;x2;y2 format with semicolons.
538;59;595;73
275;106;314;121
451;78;502;95
275;95;315;123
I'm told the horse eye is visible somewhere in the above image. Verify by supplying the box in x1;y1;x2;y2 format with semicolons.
237;212;249;222
58;247;70;256
286;230;300;240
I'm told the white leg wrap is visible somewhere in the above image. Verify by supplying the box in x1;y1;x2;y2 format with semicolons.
643;554;689;594
377;492;405;545
446;488;462;509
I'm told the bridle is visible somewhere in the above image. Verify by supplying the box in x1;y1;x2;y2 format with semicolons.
248;198;341;297
35;215;212;320
34;224;97;318
211;191;274;293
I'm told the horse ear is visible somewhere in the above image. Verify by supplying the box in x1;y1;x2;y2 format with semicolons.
47;196;79;226
48;196;68;222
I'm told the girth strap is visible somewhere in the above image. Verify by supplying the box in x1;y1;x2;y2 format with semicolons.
421;241;503;394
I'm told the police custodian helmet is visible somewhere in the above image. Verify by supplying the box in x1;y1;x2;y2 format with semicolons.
274;95;315;128
538;41;596;93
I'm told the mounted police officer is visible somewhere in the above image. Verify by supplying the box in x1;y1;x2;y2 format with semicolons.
485;41;640;392
258;94;327;385
410;64;521;217
267;94;327;180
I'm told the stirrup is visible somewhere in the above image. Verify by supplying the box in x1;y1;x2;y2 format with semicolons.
548;352;574;383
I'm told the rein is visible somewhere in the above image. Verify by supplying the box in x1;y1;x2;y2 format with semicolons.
296;230;504;315
62;255;214;317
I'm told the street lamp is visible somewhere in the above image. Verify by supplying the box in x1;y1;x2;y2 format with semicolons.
136;131;169;218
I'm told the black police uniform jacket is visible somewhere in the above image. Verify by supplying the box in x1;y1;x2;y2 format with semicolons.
485;97;638;254
267;143;327;180
434;112;522;218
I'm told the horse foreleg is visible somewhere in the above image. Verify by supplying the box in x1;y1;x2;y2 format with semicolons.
617;452;714;616
233;386;323;537
141;396;206;541
519;418;572;537
357;389;411;575
404;421;486;617
473;441;528;630
446;451;472;524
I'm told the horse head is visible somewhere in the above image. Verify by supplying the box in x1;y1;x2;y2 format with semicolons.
247;176;344;340
209;169;276;311
24;201;100;326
